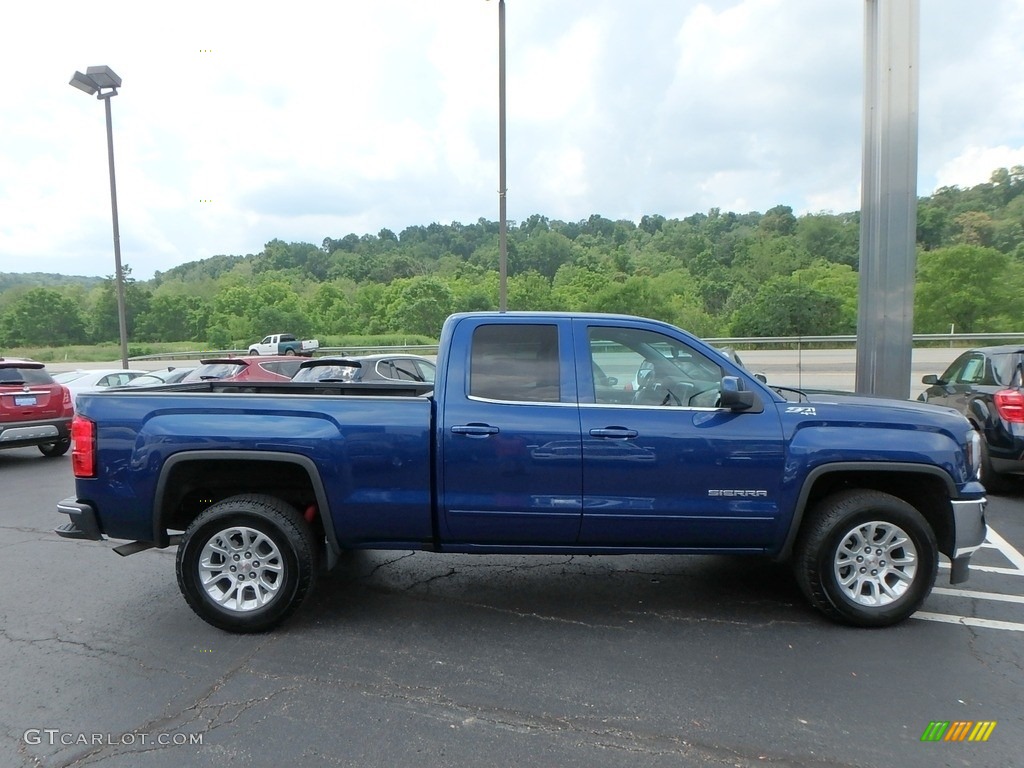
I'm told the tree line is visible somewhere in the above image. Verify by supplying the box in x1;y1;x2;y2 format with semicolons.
2;166;1022;349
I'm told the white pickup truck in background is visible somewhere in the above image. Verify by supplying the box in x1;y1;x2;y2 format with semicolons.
247;333;319;356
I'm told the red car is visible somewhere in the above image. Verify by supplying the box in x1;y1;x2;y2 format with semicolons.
0;358;74;457
181;356;304;383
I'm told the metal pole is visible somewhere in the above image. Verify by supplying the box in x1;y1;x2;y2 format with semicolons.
498;0;508;312
855;0;919;398
101;92;130;369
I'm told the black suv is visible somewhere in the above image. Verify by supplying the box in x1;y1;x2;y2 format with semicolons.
0;358;74;457
919;345;1024;491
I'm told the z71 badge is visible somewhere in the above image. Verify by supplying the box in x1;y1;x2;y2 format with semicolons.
785;406;817;416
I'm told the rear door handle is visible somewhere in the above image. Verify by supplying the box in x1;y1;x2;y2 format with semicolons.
451;424;500;437
589;427;638;439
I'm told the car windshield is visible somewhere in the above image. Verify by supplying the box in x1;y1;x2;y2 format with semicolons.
187;363;247;381
53;371;89;384
124;374;166;387
293;362;360;383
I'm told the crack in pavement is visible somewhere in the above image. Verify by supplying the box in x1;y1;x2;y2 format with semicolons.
45;638;281;767
238;667;862;768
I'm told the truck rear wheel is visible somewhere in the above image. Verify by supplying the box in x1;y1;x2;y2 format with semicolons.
176;494;317;633
793;490;937;627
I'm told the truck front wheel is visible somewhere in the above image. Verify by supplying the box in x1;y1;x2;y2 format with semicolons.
176;494;317;633
793;490;937;627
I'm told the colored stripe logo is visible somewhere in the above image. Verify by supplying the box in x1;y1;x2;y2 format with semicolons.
921;721;997;742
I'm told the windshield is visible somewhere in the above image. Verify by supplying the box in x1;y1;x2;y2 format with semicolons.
293;363;360;383
184;363;247;381
52;371;89;384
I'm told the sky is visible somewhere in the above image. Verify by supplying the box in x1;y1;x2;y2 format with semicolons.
2;0;1023;281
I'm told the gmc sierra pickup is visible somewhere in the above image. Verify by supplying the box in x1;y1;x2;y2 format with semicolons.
56;312;987;633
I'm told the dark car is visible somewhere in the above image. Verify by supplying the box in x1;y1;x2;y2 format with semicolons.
292;354;436;384
919;345;1024;491
0;358;74;457
181;356;304;383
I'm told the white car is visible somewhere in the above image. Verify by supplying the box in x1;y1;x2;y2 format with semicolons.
53;369;148;410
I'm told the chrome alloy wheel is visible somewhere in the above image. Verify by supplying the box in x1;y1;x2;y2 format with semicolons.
833;521;918;607
199;526;284;612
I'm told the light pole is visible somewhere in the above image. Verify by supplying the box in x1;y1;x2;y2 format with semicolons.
497;0;508;312
69;65;130;369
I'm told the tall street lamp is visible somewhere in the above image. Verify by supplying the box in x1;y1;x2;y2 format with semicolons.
69;65;130;369
497;0;508;312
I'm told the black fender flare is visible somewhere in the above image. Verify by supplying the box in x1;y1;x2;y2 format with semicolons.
776;461;957;561
152;450;340;559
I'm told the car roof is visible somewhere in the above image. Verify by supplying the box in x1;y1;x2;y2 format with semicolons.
297;354;432;369
198;356;297;365
0;358;44;369
58;367;145;374
970;346;1024;355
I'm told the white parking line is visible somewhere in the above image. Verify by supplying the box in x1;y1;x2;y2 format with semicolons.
913;612;1024;633
931;587;1024;605
937;524;1024;576
922;525;1024;631
984;527;1024;571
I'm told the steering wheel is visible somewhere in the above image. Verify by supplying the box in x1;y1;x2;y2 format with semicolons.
632;376;691;406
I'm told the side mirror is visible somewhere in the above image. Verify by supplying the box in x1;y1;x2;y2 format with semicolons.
720;375;754;410
921;374;940;385
606;376;618;387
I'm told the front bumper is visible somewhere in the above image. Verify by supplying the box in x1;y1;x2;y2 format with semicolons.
949;496;987;584
55;497;103;541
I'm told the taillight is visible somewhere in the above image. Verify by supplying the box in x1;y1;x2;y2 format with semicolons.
61;385;73;415
993;389;1024;423
71;416;96;478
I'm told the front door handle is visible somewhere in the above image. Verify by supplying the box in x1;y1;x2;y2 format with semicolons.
451;424;500;437
589;427;638;439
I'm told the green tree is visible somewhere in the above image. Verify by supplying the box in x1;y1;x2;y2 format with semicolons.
0;288;87;346
584;276;674;321
135;294;210;342
731;276;842;336
791;261;859;333
88;266;151;343
382;277;453;336
914;245;1022;332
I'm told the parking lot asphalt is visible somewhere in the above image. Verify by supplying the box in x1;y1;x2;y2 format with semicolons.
1;447;1022;768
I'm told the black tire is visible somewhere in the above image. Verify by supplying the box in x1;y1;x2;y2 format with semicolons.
792;489;937;627
38;439;71;457
284;348;296;356
248;349;259;356
979;439;1014;494
176;494;317;633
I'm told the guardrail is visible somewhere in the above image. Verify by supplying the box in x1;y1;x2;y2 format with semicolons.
128;333;1024;363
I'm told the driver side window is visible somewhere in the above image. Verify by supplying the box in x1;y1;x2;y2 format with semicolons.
587;327;722;407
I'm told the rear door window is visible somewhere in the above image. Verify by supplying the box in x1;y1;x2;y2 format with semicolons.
469;324;561;403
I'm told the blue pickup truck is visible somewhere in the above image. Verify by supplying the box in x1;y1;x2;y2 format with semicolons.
56;312;987;633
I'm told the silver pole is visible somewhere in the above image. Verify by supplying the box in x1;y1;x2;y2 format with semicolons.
101;92;130;369
855;0;919;398
498;0;508;312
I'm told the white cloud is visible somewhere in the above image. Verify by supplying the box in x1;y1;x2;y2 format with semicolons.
1;0;1022;279
934;145;1024;190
